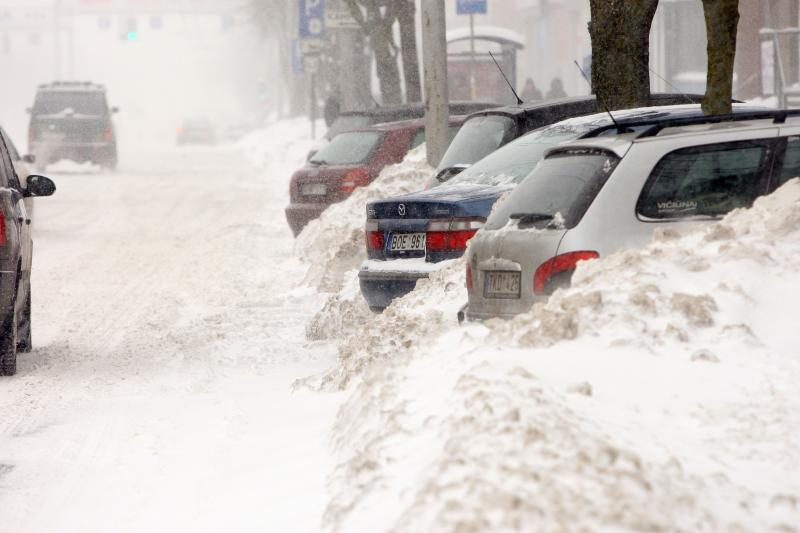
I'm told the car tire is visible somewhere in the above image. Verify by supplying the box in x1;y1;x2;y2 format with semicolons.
369;306;385;314
17;290;31;354
0;308;18;376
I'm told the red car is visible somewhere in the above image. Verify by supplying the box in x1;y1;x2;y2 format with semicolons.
285;117;464;236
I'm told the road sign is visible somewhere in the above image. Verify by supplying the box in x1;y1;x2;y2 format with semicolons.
456;0;487;15
326;0;359;29
299;0;325;39
290;38;304;75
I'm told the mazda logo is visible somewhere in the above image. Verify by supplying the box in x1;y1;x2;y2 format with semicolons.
398;203;406;216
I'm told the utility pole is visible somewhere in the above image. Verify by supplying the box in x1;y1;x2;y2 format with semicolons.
421;0;449;168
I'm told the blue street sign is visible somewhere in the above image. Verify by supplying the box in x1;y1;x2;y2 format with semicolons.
299;0;325;39
456;0;487;15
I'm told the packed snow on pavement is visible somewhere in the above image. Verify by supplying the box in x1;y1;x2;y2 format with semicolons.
1;118;799;532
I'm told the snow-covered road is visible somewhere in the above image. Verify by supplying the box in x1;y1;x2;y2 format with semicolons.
0;134;339;532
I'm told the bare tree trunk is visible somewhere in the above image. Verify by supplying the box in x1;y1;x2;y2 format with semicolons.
343;0;403;105
702;0;740;115
397;0;421;103
588;0;660;110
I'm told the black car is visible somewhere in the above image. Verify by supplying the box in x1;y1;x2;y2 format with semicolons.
0;134;56;376
432;93;707;184
27;81;119;170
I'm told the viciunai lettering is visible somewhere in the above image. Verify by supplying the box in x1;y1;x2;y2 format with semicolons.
657;199;698;213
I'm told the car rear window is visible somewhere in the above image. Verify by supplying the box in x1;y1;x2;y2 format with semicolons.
325;115;374;140
309;131;383;166
33;91;107;116
485;149;620;230
437;114;516;170
637;140;771;220
444;126;589;188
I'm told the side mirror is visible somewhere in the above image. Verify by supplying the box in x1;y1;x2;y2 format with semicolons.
22;154;35;164
25;175;56;197
111;106;120;114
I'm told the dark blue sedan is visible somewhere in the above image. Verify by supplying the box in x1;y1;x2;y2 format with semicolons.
359;103;763;310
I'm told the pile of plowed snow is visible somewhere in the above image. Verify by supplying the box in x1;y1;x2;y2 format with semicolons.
317;180;800;532
295;146;433;293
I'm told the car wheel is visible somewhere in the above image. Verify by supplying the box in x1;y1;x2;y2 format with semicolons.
17;290;31;353
0;308;18;376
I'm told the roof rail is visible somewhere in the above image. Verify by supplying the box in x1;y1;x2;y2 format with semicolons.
580;109;800;139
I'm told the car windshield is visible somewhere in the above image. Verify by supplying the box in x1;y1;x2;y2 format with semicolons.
486;149;620;230
309;131;382;165
33;91;107;116
442;125;591;188
325;115;373;140
436;114;516;170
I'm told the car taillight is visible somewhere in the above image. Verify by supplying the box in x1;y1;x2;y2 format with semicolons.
0;213;7;246
533;251;599;295
466;262;474;292
426;219;483;253
341;167;370;194
366;219;384;251
103;128;113;142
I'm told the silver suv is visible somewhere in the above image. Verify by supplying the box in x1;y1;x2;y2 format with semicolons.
464;110;800;320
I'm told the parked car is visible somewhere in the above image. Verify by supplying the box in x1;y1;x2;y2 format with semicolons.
177;118;217;145
464;109;800;320
307;101;498;160
0;132;57;376
432;93;709;186
27;81;118;170
286;116;465;236
1;128;37;221
359;103;764;310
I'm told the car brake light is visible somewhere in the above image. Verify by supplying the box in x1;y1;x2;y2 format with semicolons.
466;262;474;292
341;167;370;194
0;213;6;246
366;219;384;251
103;128;113;142
426;219;483;253
533;251;599;295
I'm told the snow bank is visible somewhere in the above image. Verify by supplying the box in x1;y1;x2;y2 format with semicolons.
295;146;433;293
320;180;800;532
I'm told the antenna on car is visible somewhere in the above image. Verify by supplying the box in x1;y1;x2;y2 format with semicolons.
636;59;695;105
573;60;626;133
489;52;523;105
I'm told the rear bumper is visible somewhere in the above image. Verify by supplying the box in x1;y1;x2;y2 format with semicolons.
358;259;450;309
285;203;328;236
32;141;115;164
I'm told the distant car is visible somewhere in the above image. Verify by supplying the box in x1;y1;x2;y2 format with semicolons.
1;128;37;221
359;103;765;311
307;101;499;160
286;116;464;237
27;81;118;170
0;132;57;376
432;93;710;186
176;118;217;145
464;109;800;320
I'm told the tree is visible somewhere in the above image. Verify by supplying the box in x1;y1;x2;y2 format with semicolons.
396;0;422;103
588;0;660;110
702;0;740;115
343;0;422;105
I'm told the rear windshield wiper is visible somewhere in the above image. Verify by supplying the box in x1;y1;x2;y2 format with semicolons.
509;212;554;225
309;159;328;166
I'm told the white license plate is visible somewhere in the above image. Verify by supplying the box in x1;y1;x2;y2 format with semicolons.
389;233;426;252
301;183;326;196
484;271;521;299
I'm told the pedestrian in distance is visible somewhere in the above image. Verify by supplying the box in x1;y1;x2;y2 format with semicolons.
546;77;568;100
519;78;542;102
